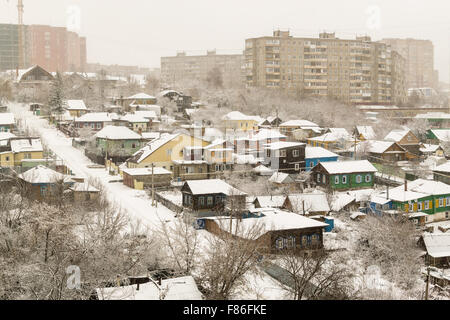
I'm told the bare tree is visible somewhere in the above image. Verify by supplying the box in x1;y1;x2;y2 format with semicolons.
196;218;265;300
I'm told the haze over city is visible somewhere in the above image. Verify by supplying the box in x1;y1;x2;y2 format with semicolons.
1;0;449;82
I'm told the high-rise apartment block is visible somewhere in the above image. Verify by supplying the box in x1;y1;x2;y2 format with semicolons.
0;23;86;72
244;30;407;105
161;50;244;87
380;38;437;89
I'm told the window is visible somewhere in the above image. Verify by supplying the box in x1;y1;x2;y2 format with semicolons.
322;175;326;183
215;195;222;203
365;174;372;183
425;201;429;210
409;203;414;212
280;150;287;157
132;143;136;148
275;238;284;249
334;175;339;184
294;163;300;171
199;197;204;206
342;175;347;184
97;123;101;129
5;156;9;161
266;149;271;157
439;198;444;207
207;196;213;205
446;212;449;219
356;175;362;183
418;202;423;211
293;149;300;157
317;174;321;183
287;236;296;248
121;143;125;148
167;149;172;156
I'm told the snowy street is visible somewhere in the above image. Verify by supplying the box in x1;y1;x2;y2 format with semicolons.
9;102;175;229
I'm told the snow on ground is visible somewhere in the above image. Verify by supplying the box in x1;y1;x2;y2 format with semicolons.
10;102;175;230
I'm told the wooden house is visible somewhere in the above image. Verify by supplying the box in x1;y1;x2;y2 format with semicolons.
222;111;262;132
181;179;246;214
421;233;450;268
279;120;321;137
433;161;450;185
0;113;14;132
126;133;209;171
350;140;407;163
264;141;305;173
203;208;328;254
74;112;116;131
355;126;376;141
384;129;421;159
95;125;144;159
65;100;88;118
305;146;339;171
17;165;74;201
69;182;100;202
172;160;208;181
311;160;378;191
122;167;172;189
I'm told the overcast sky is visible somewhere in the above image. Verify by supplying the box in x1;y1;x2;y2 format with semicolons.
1;0;449;82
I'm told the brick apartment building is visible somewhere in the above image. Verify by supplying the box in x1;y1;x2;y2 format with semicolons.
0;23;86;72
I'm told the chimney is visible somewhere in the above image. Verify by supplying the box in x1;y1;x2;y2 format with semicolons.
386;185;389;200
158;277;162;286
404;180;407;192
136;282;140;291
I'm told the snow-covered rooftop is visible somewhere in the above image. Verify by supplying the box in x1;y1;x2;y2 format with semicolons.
305;146;338;159
222;111;261;122
96;276;202;300
0;112;15;125
434;161;450;173
279;119;319;128
384;129;410;142
308;131;352;142
253;165;274;176
264;141;305;150
183;179;246;196
420;144;442;154
422;233;450;258
318;160;378;174
268;172;294;184
10;138;43;153
130;133;181;163
356;126;376;139
75;112;116;123
95;126;142;140
126;93;156;100
253;195;286;208
122;167;172;176
69;182;100;192
65;99;87;110
429;129;450;142
208;208;328;237
286;192;331;214
251;129;286;141
18;165;72;184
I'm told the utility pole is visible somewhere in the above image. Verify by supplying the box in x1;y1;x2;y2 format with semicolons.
151;163;155;206
425;266;430;300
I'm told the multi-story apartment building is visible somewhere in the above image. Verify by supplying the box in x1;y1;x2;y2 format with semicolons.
0;23;30;71
0;23;86;72
244;30;407;105
380;38;437;89
161;50;244;87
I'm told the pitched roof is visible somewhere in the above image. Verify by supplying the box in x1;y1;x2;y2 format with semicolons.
118;114;150;123
69;182;100;192
95;126;142;140
128;133;181;163
355;140;403;154
384;129;411;142
126;93;156;100
420;144;442;153
183;179;246;195
280;119;319;127
422;233;450;258
305;146;338;159
0;113;15;125
286;192;331;214
122;167;172;176
18;165;72;184
385;179;450;202
208;208;328;236
251;129;286;141
75;112;116;123
10;138;43;153
429;129;450;142
434;161;450;173
253;195;286;208
269;172;295;184
308;131;352;142
318;160;378;174
222;111;261;121
253;165;274;175
65;99;87;110
356;126;376;139
264;141;305;150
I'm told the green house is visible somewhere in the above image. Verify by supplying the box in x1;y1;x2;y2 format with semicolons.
387;179;450;221
95;125;144;157
311;160;378;191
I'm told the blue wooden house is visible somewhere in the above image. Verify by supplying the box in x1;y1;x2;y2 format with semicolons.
367;193;394;215
305;146;338;171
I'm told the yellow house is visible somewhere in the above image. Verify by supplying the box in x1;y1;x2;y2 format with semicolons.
222;111;261;132
126;133;209;171
0;151;14;167
10;138;44;166
65;100;88;118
